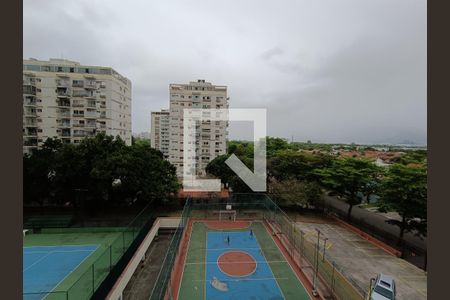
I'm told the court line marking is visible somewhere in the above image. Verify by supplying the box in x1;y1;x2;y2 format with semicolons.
187;260;287;265
207;247;263;251
265;222;311;299
177;220;195;300
23;248;98;272
24;245;98;296
204;226;208;300
47;246;98;295
192;277;290;282
23;251;54;272
24;250;96;254
252;225;287;300
23;244;98;249
216;250;258;278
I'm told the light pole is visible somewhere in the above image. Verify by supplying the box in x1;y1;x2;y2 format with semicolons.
323;238;328;262
312;228;320;296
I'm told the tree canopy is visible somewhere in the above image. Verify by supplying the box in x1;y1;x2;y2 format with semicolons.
23;133;179;209
315;157;382;219
378;164;427;245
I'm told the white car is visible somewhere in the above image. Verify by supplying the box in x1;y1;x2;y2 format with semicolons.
370;273;396;300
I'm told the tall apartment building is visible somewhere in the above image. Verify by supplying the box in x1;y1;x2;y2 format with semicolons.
22;58;132;154
150;109;170;159
168;80;229;177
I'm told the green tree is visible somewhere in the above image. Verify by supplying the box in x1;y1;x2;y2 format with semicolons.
24;133;179;209
378;164;427;254
268;151;334;182
266;137;289;157
206;154;254;192
269;179;323;210
315;157;382;220
23;138;62;206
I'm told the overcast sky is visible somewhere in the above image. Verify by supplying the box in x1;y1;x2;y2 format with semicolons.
23;0;426;145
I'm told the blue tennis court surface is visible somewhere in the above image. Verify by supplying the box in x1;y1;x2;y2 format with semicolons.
206;231;284;300
23;245;98;300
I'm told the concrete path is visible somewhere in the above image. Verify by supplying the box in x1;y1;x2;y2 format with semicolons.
295;221;427;300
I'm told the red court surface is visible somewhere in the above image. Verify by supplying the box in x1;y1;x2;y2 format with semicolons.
204;220;251;230
218;251;257;277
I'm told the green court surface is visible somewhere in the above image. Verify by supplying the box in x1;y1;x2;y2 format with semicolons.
178;221;311;300
23;228;126;297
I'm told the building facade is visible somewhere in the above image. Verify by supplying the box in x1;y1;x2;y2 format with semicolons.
168;80;229;177
23;58;132;154
150;109;170;159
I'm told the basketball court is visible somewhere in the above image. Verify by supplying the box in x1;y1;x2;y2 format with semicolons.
176;220;311;300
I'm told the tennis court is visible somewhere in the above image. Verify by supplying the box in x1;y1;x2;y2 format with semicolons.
22;229;127;299
177;221;311;300
23;245;98;300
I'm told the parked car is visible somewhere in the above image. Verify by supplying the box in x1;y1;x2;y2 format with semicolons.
370;273;396;300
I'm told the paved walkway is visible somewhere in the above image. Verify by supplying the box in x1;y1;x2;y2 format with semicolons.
295;220;427;300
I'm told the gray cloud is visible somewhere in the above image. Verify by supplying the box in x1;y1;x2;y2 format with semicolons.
24;0;426;144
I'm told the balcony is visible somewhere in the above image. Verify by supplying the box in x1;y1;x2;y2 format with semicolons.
23;86;36;95
24;140;38;147
23;120;37;127
85;111;98;119
72;90;93;98
23;97;37;106
23;129;37;137
56;89;71;98
85;122;96;128
58;122;71;128
72;100;85;108
56;79;71;88
73;113;85;118
73;131;86;137
86;101;96;108
23;78;36;86
84;81;96;89
57;110;70;117
73;123;85;128
56;100;71;107
85;130;96;136
23;110;37;117
59;132;71;137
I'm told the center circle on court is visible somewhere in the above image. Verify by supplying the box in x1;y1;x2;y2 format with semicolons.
217;251;257;277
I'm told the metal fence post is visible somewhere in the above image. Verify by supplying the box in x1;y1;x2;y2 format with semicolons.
122;231;125;254
331;261;336;299
110;245;112;271
92;264;95;295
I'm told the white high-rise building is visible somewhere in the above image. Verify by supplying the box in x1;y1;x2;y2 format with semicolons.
168;80;229;177
150;109;170;159
22;58;132;154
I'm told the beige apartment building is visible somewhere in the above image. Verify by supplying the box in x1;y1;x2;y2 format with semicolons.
150;109;170;159
23;58;132;154
168;80;229;177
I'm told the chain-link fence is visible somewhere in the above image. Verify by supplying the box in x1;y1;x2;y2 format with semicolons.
149;197;191;300
149;193;367;300
23;201;155;300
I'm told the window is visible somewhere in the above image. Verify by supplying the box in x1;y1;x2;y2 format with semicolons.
70;67;74;73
